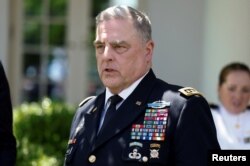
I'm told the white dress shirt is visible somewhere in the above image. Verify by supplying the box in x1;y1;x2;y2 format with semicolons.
211;104;250;149
98;71;148;131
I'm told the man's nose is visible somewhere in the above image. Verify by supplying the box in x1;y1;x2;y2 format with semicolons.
103;46;114;60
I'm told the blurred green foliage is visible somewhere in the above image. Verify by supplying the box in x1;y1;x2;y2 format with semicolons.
49;24;66;45
24;21;41;44
14;98;76;166
24;0;42;16
49;0;68;16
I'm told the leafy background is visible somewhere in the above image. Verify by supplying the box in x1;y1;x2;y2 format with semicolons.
14;98;75;166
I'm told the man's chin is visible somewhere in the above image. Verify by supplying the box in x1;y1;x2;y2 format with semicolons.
103;82;119;89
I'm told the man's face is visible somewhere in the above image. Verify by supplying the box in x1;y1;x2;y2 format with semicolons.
94;18;153;94
219;71;250;114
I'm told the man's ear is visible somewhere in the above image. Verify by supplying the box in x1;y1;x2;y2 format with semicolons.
145;40;154;61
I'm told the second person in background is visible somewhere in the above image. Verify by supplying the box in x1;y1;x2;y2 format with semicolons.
211;62;250;149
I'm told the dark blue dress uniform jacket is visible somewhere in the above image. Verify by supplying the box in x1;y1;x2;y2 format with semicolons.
64;69;220;166
0;61;16;166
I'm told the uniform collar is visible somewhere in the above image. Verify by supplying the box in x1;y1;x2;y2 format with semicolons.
219;103;248;117
219;103;249;124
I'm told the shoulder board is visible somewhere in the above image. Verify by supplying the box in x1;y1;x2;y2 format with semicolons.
209;103;219;110
79;96;96;107
178;87;202;97
247;105;250;110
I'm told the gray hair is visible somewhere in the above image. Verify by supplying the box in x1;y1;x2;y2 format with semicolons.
95;5;152;42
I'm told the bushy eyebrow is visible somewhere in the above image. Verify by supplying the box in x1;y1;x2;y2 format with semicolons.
93;40;129;46
93;40;102;45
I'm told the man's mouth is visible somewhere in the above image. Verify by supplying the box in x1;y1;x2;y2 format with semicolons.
105;68;115;72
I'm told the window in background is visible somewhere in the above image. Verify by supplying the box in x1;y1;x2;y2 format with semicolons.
87;0;109;96
22;0;68;102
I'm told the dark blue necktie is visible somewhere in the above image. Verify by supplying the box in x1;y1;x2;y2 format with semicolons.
101;95;123;129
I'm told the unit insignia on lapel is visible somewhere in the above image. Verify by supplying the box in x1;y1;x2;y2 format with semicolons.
136;101;142;106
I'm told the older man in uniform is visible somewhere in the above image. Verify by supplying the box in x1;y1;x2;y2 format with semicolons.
64;5;220;166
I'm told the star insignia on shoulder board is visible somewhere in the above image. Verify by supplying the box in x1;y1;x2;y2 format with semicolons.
178;87;202;97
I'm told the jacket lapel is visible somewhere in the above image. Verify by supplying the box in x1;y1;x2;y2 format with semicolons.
93;69;157;150
83;93;105;146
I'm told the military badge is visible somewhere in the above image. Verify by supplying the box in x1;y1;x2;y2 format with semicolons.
147;100;170;108
130;101;170;141
129;142;143;147
150;149;159;158
128;148;142;160
127;141;143;161
149;143;160;159
150;143;161;148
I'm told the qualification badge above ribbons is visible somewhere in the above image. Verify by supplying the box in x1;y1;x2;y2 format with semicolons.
130;100;170;141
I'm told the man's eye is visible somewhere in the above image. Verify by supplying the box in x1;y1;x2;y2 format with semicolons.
95;45;105;53
114;45;128;54
96;45;104;49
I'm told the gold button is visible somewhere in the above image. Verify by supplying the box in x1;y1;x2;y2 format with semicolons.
142;156;148;162
88;155;96;163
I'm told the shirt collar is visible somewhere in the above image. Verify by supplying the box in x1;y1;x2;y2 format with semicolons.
105;71;149;104
219;103;248;118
